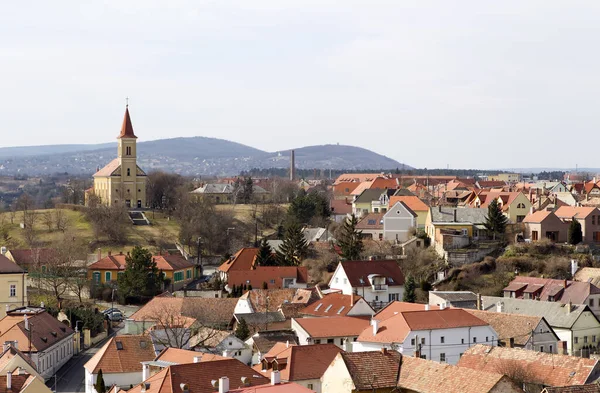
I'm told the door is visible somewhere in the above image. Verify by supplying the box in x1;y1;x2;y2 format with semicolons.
125;199;131;208
532;231;539;241
137;200;142;208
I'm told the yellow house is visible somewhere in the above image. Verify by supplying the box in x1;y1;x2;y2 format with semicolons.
489;173;522;183
469;191;532;223
88;105;147;208
425;206;488;256
87;252;196;291
0;255;27;318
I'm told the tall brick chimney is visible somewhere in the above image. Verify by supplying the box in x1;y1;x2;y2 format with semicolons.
290;150;296;181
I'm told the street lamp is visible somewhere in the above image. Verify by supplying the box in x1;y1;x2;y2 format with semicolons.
197;237;203;277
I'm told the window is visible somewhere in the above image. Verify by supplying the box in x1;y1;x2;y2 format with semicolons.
540;346;544;352
105;272;111;282
307;384;313;390
126;146;132;155
584;336;588;343
459;353;464;358
9;285;16;298
335;278;339;283
93;272;101;283
343;278;347;284
550;345;553;353
575;337;579;344
440;353;446;362
127;168;131;176
314;339;321;344
594;216;597;225
594;336;597;343
337;306;345;315
174;271;184;282
389;293;399;302
270;279;275;284
421;338;425;345
591;299;595;307
374;208;379;213
420;354;426;359
473;337;477;343
327;339;334;344
411;338;415;346
186;269;191;279
228;341;232;346
440;336;445;344
325;305;333;313
486;336;489;342
315;304;323;311
461;338;465;344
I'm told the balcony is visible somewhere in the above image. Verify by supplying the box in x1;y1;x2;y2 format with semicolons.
371;284;388;292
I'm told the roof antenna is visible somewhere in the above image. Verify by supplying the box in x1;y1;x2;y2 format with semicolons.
126;96;129;108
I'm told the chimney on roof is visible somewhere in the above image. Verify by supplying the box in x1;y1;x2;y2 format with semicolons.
180;383;190;393
571;259;579;277
193;356;202;363
440;302;446;310
371;319;379;336
120;251;123;256
219;377;230;393
508;337;514;348
40;302;44;309
4;305;8;314
271;371;281;386
142;363;149;381
286;340;289;348
97;248;101;261
567;301;572;314
350;292;354;306
6;371;11;390
438;205;441;212
453;209;457;222
477;293;482;311
108;251;112;257
496;302;504;313
424;304;430;311
23;315;28;331
564;279;568;288
381;347;388;355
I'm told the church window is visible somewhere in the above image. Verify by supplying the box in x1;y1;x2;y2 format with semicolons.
126;146;131;155
127;168;131;176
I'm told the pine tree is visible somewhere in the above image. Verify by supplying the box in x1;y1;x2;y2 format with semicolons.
118;246;164;302
235;318;250;340
94;369;107;393
484;200;508;240
256;238;276;266
337;214;364;260
568;218;583;245
403;275;416;303
276;223;309;266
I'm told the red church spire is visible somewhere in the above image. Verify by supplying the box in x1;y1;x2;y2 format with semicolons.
118;104;137;139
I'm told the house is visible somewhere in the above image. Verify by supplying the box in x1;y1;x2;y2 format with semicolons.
428;291;478;309
193;330;252;365
398;355;522;393
245;331;298;366
87;252;196;291
352;189;388;217
0;343;42;379
382;201;417;242
190;183;234;203
227;267;308;291
467;191;532;223
291;317;370;349
489;173;522;183
330;199;352;223
299;292;374;318
553;191;578;206
3;248;55;273
387;196;429;228
353;304;497;364
482;296;600;356
125;296;237;336
328;260;405;308
235;312;289;334
320;349;401;393
555;206;600;244
457;344;600;391
218;248;259;282
88;105;147;208
301;228;335;243
0;255;27;318
0;307;74;380
83;335;155;393
464;309;560;352
425;206;488;255
502;276;600;316
333;182;360;200
356;213;384;240
254;343;342;393
574;267;600;287
0;371;53;393
522;210;569;243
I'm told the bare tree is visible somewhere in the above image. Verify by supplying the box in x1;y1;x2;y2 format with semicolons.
68;270;89;304
22;213;38;248
54;209;69;232
42;211;54;231
494;359;540;393
9;203;16;225
85;201;130;243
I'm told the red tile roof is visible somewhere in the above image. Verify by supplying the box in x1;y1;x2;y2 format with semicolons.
334;173;387;185
118;106;137;139
155;347;227;364
84;335;154;373
0;374;36;393
130;297;237;328
88;253;194;272
255;344;342;381
93;158;121;177
218;248;259;273
7;248;56;271
335;260;405;287
522;210;554;223
375;301;440;321
555;206;598;219
340;350;401;390
0;309;74;353
231;383;315;393
293;316;370;338
503;276;600;304
0;255;24;274
330;198;352;215
356;213;384;230
228;267;308;290
457;345;600;386
543;385;600;393
299;292;371;317
388;196;429;212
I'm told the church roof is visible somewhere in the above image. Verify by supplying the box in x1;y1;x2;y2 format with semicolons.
93;158;121;177
118;106;137;139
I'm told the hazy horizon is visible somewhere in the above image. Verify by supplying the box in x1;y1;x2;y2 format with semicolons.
2;2;600;169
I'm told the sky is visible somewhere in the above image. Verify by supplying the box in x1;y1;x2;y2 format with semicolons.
2;1;600;169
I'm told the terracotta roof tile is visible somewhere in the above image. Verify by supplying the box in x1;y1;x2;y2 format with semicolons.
375;301;440;321
155;347;227;364
84;335;154;373
88;253;194;272
218;248;259;273
503;276;600;304
388;196;429;212
230;383;315;393
356;213;384;230
299;292;372;317
293;316;370;338
93;158;121;177
522;210;554;223
457;344;600;386
255;344;341;381
130;297;237;328
0;309;73;353
228;267;308;290
464;309;550;346
329;198;352;215
340;350;401;390
544;384;600;393
555;206;598;219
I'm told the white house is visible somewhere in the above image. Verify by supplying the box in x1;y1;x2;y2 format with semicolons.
383;201;417;242
291;316;370;349
352;304;498;365
193;330;252;365
299;292;375;318
328;260;405;308
84;335;155;393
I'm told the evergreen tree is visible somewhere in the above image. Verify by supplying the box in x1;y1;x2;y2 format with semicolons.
256;238;276;266
118;246;163;302
94;369;107;393
484;200;508;240
276;223;309;266
337;214;364;260
243;177;254;204
568;218;583;245
403;275;416;303
235;318;250;340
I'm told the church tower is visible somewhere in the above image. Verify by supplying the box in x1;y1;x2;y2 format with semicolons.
89;105;147;208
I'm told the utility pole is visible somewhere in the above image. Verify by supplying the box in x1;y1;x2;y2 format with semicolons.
197;237;203;277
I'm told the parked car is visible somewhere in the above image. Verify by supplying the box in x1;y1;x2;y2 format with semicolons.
102;308;120;315
107;311;123;322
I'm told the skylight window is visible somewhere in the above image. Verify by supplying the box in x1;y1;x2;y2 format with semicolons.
315;304;323;311
116;341;123;350
388;277;394;283
359;278;365;284
337;306;345;314
325;305;333;312
368;220;376;225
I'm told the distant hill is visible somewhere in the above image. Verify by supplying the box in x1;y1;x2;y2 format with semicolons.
0;137;409;176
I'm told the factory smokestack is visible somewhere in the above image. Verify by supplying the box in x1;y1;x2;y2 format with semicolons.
290;150;296;181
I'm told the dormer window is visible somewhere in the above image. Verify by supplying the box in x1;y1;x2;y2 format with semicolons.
325;305;332;313
337;306;345;314
315;304;323;311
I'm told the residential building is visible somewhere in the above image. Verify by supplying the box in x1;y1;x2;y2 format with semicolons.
465;309;560;352
87;252;196;290
502;276;600;316
245;331;298;366
190;183;234;203
555;206;600;244
0;371;53;393
428;291;478;309
299;292;374;318
328;260;405;308
466;191;532;223
330;199;352;223
387;195;429;228
0;307;74;380
218;248;259;282
291;317;370;349
482;296;600;356
320;349;401;393
425;206;488;255
353;305;497;364
254;343;342;393
89;105;147;208
193;330;252;365
0;255;27;318
227;267;308;291
3;248;55;273
352;189;389;217
301;227;335;243
370;189;396;214
458;345;600;391
522;210;569;242
83;335;155;393
356;213;384;240
0;343;42;379
382;201;417;242
489;173;522;183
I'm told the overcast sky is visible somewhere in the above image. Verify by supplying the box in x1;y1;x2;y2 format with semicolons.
2;1;600;169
